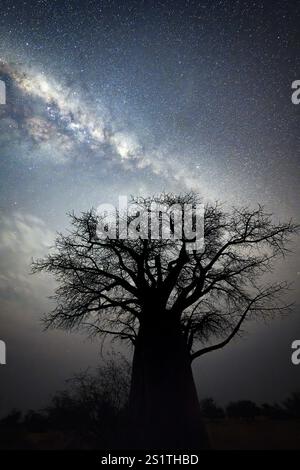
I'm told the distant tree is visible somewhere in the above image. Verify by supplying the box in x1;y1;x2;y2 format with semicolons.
0;409;22;430
200;398;225;420
33;193;298;448
261;403;288;420
23;410;48;433
283;391;300;419
46;356;130;447
226;400;260;420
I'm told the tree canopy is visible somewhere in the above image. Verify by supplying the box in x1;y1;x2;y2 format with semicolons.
33;193;299;361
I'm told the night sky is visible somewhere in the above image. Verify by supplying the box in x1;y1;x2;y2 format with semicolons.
0;0;299;416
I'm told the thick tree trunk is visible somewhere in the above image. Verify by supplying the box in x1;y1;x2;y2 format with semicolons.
128;313;210;449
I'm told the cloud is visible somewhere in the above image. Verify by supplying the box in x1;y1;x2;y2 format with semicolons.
0;212;55;301
0;212;100;419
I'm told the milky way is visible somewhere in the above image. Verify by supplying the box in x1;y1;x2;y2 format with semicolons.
0;61;223;202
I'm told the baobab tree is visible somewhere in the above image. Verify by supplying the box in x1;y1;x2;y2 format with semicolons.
32;193;298;449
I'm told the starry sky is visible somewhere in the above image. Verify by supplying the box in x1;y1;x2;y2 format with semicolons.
0;0;300;415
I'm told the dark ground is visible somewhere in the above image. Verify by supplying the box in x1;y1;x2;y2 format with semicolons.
1;419;300;450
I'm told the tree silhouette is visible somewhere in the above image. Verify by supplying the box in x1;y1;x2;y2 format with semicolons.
32;193;298;449
283;391;300;419
200;398;225;420
226;400;260;420
45;357;130;448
